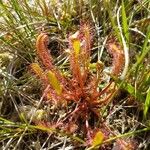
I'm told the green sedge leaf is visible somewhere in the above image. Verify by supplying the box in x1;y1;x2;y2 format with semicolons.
144;88;150;118
118;81;145;102
47;71;62;95
92;131;104;147
121;0;129;42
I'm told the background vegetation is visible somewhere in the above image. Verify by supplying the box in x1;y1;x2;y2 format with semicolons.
0;0;150;149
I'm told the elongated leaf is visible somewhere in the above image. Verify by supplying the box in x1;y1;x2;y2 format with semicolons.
144;88;150;118
121;0;129;42
132;26;150;71
72;39;81;58
47;71;62;95
103;0;122;43
117;80;145;101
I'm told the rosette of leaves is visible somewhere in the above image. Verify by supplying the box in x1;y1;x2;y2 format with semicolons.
30;24;124;147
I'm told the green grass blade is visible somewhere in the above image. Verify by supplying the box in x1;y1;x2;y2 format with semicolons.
144;88;150;118
128;26;150;75
103;0;121;42
118;80;145;102
121;0;129;42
